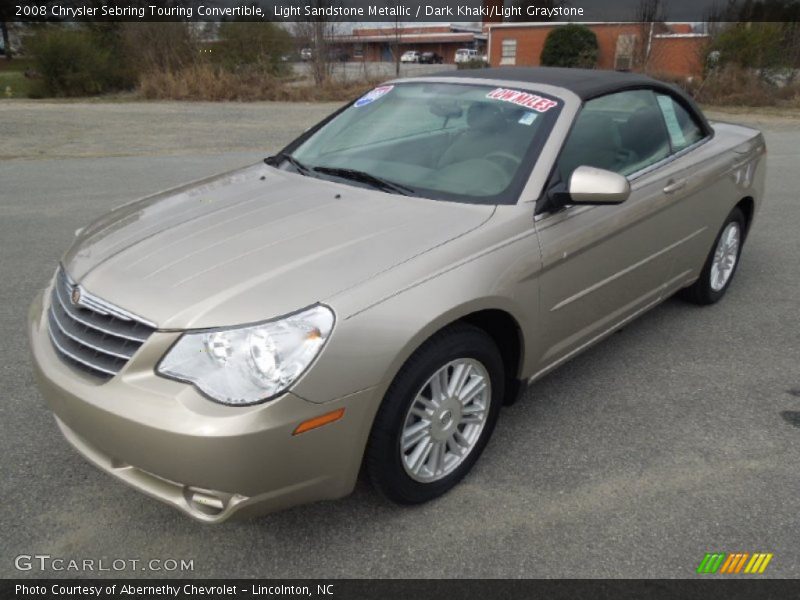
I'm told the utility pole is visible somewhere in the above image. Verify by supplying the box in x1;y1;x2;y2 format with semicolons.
394;16;400;77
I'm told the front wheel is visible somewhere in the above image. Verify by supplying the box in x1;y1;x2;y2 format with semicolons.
365;324;504;504
680;207;746;305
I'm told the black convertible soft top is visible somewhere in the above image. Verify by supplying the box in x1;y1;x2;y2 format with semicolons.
433;66;711;135
436;66;672;100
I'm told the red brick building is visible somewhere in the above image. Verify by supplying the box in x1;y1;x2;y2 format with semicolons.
335;25;486;64
487;23;708;79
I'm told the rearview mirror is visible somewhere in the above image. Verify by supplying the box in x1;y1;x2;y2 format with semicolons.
429;100;463;120
568;166;630;205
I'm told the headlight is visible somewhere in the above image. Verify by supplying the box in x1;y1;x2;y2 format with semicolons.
156;305;334;406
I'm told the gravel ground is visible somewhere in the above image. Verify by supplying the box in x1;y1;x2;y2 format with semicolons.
0;101;340;160
1;101;799;579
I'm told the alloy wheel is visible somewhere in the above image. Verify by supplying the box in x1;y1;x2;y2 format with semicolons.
710;221;741;291
400;358;491;483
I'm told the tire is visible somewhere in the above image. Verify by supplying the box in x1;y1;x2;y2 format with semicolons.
365;324;504;504
680;206;746;305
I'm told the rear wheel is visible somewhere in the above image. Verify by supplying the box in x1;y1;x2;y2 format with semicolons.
680;207;746;305
366;324;504;504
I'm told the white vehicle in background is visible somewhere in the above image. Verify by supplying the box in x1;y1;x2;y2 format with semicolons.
400;51;420;63
455;48;479;64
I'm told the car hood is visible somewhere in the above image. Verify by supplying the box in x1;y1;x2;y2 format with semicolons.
63;163;495;329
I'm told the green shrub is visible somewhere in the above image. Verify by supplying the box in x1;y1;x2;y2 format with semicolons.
540;24;598;69
0;71;30;98
26;27;134;97
457;58;489;70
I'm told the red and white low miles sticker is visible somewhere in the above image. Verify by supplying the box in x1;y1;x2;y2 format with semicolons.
486;88;559;112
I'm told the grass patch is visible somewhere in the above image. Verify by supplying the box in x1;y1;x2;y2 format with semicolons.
654;66;800;110
703;105;800;121
0;71;32;99
0;58;35;72
0;58;36;98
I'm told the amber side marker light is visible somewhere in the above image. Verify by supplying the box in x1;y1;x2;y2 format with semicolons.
293;408;345;435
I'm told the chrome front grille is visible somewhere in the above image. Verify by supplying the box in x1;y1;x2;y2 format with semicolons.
47;267;156;380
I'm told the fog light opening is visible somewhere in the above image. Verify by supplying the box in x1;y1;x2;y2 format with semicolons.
185;487;227;516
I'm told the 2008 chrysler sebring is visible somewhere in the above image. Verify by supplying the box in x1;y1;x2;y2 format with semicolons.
29;68;766;522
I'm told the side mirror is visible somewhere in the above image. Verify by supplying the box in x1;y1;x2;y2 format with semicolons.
568;166;631;205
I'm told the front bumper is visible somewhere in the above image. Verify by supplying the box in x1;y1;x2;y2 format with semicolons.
28;288;379;523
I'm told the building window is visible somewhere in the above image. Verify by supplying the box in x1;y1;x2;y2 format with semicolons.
501;39;517;66
614;34;638;71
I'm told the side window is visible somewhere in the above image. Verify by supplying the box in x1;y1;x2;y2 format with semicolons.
655;94;705;152
558;89;672;182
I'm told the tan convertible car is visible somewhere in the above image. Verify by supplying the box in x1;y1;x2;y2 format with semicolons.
29;68;766;522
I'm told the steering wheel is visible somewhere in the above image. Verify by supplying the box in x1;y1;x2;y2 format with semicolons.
485;151;522;174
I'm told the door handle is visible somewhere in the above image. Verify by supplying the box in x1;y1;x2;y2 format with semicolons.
663;178;687;194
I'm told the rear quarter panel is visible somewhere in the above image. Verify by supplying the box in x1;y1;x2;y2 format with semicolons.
666;122;766;284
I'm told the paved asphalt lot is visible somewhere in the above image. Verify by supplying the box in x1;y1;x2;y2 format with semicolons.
1;101;799;578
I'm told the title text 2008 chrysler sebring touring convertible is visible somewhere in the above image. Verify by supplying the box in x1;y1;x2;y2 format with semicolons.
29;68;766;522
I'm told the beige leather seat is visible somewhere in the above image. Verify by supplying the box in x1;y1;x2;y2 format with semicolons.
438;103;509;167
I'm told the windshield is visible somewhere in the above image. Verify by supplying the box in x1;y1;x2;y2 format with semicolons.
286;82;562;204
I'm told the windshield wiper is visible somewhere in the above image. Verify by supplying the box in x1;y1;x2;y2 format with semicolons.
265;153;312;176
312;167;414;196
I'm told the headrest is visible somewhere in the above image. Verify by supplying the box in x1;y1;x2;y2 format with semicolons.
621;107;667;157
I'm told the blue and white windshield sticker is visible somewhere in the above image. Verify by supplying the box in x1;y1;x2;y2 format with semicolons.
354;85;394;108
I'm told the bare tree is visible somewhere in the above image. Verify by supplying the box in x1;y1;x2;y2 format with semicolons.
294;17;339;85
292;0;350;85
0;1;13;61
633;0;667;72
119;22;199;74
392;16;401;78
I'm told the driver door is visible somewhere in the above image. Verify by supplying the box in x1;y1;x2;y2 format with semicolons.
531;89;694;372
